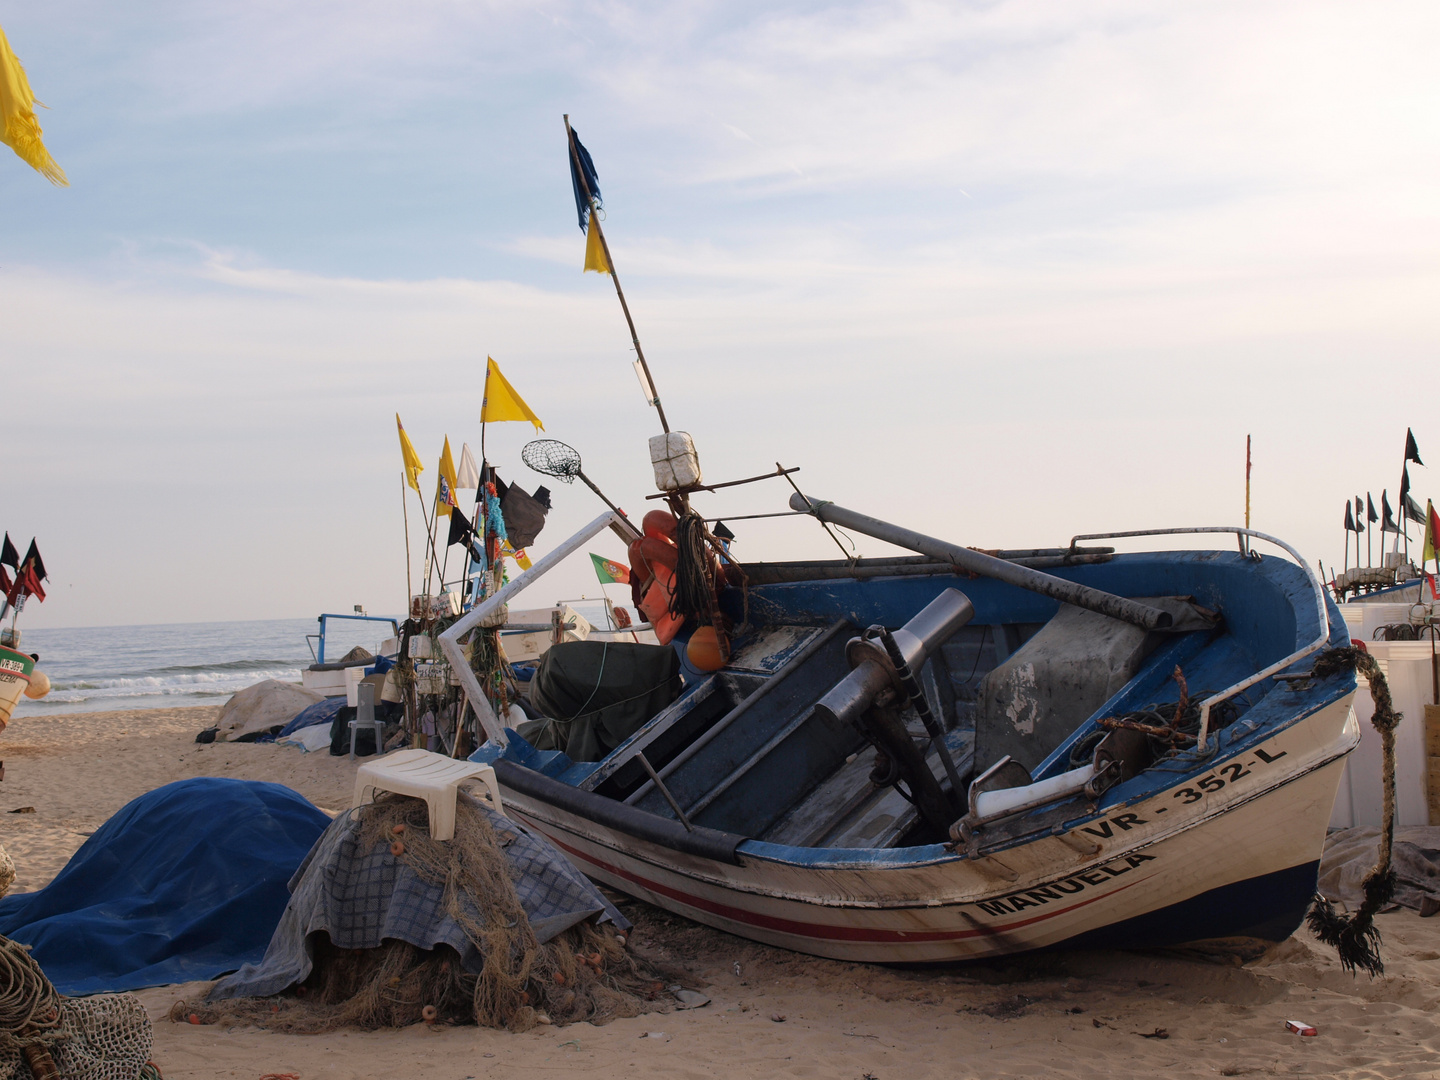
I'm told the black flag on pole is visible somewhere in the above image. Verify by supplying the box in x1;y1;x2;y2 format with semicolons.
1354;496;1365;533
21;541;46;584
1406;428;1423;466
1405;492;1426;525
446;505;474;549
1381;490;1398;533
567;127;602;231
1366;494;1378;525
0;534;16;570
1345;503;1357;532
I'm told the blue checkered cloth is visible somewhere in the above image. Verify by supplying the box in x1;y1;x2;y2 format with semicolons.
209;795;626;1000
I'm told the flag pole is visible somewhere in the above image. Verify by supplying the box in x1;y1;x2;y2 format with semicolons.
1244;435;1251;529
401;473;413;606
420;488;441;599
564;114;671;435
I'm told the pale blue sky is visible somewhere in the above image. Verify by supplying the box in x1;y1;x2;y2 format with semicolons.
4;1;1437;627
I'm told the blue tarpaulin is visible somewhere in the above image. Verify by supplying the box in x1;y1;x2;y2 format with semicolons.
0;778;330;996
279;696;347;737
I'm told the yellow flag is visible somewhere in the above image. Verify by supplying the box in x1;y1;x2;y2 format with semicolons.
396;414;424;491
584;216;610;274
481;357;544;430
1425;500;1437;565
0;24;67;185
501;539;532;571
436;437;460;518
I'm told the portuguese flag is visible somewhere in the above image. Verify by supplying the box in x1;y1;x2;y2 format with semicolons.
590;553;630;585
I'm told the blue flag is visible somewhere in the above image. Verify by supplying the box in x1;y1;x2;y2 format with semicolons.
568;126;602;231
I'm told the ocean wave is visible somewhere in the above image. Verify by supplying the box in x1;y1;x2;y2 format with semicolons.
41;667;305;704
146;659;307;675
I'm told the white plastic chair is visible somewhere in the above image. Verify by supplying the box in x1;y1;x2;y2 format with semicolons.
351;748;505;841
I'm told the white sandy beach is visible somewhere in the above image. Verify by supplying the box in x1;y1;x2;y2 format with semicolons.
2;705;1438;1079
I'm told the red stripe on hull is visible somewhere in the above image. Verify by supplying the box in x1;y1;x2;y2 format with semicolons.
531;818;1147;945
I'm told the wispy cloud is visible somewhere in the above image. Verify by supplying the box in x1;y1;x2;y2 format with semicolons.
1;1;1436;625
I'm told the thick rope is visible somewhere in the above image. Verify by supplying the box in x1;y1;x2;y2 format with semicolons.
1305;646;1399;976
0;933;64;1079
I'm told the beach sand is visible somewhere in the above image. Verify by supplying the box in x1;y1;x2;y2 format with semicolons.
3;705;1438;1078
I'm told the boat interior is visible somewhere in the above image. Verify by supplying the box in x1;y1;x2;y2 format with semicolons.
493;547;1346;854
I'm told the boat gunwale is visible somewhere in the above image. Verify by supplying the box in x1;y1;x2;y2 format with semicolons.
502;691;1359;891
484;542;1358;877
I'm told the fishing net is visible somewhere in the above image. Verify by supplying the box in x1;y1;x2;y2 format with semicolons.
521;440;583;483
174;795;679;1034
0;935;153;1080
1069;666;1238;769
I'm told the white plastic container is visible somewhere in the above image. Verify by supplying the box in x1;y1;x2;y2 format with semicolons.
649;432;702;491
344;665;367;707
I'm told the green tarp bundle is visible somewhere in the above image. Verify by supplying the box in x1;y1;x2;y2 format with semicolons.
519;641;681;761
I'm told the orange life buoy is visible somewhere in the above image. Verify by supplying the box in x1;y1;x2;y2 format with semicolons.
638;566;685;645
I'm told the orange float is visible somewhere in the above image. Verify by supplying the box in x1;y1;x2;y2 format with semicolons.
686;625;727;672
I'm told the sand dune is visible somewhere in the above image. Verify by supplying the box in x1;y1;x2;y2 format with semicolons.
3;706;1437;1078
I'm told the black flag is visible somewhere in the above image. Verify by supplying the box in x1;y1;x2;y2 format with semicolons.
446;505;474;549
1354;496;1365;533
21;540;46;583
1366;494;1378;524
1401;465;1412;506
1381;490;1398;533
1406;428;1423;466
1345;503;1356;532
1405;493;1426;525
0;534;16;570
567;126;603;231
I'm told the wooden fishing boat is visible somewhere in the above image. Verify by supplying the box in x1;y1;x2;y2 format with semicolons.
449;502;1359;963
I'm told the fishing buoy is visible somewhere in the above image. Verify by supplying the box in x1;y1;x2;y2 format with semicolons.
390;840;405;857
686;626;726;672
421;1005;438;1023
642;509;678;541
23;671;49;700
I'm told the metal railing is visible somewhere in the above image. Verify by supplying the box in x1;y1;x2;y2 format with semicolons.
1066;526;1332;751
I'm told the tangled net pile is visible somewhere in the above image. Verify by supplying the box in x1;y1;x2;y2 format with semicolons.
0;935;154;1080
175;795;679;1034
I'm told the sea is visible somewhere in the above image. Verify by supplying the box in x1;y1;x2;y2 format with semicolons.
10;618;397;717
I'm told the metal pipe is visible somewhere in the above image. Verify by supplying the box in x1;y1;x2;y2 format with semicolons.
789;494;1172;631
876;627;965;795
636;751;693;830
817;589;975;730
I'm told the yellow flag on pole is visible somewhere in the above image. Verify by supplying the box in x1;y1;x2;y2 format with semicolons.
436;437;460;518
0;23;67;185
480;357;544;430
1424;500;1437;566
583;216;610;274
396;414;424;491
